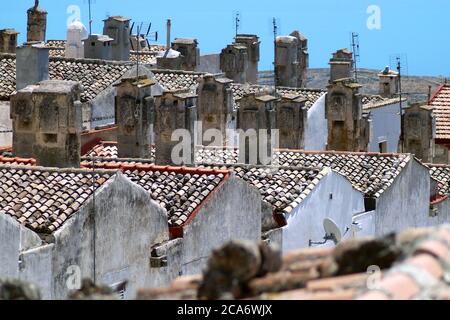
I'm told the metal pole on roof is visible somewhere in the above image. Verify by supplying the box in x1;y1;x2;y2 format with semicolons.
88;0;93;36
397;57;404;153
273;17;278;95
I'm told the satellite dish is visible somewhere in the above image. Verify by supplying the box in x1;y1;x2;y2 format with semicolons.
323;218;342;244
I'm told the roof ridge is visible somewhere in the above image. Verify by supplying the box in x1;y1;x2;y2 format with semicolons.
82;161;230;176
0;164;117;175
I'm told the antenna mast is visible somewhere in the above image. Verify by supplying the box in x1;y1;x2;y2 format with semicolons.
397;57;404;152
273;17;278;93
351;32;360;82
88;0;93;35
235;12;240;38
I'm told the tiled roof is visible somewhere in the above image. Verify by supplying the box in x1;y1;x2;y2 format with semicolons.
137;225;450;300
48;57;132;102
45;40;166;60
152;69;204;91
428;84;450;140
200;164;328;215
0;165;115;234
428;164;450;195
0;155;35;166
0;54;15;100
81;162;230;228
230;83;326;109
129;51;157;65
362;97;405;110
45;40;66;48
197;148;411;198
0;54;133;102
82;143;412;198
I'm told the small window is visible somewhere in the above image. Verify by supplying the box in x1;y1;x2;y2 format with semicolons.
91;42;95;46
378;141;387;153
43;133;58;143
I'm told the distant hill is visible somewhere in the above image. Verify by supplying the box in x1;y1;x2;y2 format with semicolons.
258;68;446;103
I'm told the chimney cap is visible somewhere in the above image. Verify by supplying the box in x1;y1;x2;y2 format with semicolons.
103;16;131;22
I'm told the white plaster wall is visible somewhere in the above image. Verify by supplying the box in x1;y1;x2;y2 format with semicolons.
374;159;430;235
93;173;169;298
0;213;42;280
304;93;327;151
352;211;376;238
428;198;450;227
368;102;401;153
282;170;365;252
0;101;12;147
181;177;262;275
19;244;54;300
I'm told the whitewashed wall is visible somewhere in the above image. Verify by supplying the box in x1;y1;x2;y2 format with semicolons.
0;101;12;147
282;169;365;252
304;93;327;151
367;102;401;153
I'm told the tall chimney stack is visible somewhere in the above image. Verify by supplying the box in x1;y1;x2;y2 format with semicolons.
10;80;83;168
16;42;49;91
27;0;47;43
0;29;19;54
166;19;171;50
329;48;353;83
115;75;156;158
154;90;197;166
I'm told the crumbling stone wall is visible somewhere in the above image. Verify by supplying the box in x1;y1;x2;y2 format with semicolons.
326;79;368;152
115;76;155;158
154;91;197;165
10;80;83;168
196;75;234;144
27;0;47;43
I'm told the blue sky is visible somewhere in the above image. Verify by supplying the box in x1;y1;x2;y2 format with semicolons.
1;0;448;76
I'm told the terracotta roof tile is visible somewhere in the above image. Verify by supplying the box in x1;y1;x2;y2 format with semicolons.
200;164;328;215
0;165;114;234
81;143;411;199
0;53;132;102
152;69;205;91
427;84;450;140
428;163;450;195
80;161;229;228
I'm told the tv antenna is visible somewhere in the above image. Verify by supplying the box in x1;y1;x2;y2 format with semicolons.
84;0;95;35
273;17;279;93
309;218;347;247
389;54;408;151
130;22;159;77
350;32;360;82
234;12;241;38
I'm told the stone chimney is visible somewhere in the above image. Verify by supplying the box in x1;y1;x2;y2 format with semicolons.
115;76;156;158
196;75;234;144
154;91;197;166
103;16;131;61
291;31;309;88
16;42;49;91
0;29;19;54
172;38;200;71
27;0;47;43
66;20;88;59
378;66;399;98
220;44;248;84
275;35;299;88
10;80;83;168
84;34;113;60
237;93;278;165
329;48;353;83
277;94;307;149
234;34;260;84
326;79;367;152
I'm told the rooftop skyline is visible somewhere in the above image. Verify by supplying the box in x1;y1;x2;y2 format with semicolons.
2;0;448;76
